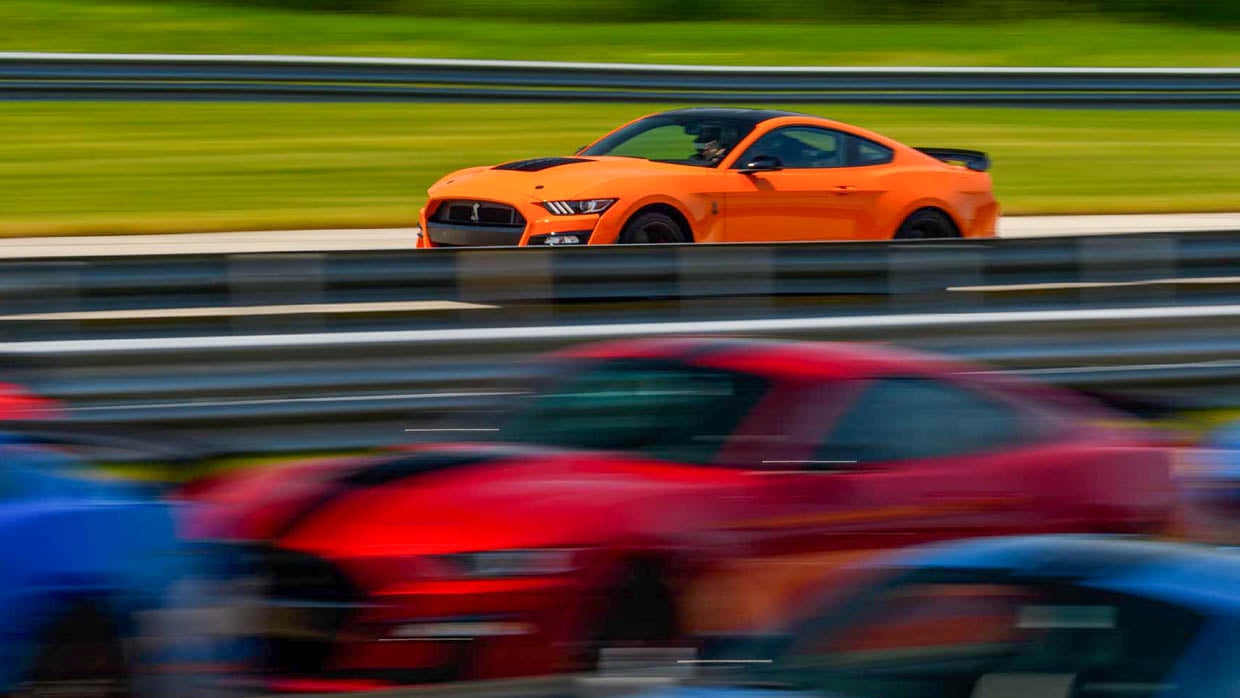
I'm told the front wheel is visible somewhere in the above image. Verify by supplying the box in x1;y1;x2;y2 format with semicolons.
14;605;130;698
575;560;694;676
894;209;959;240
618;211;688;244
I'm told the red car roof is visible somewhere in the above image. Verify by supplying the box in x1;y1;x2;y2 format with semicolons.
551;337;984;381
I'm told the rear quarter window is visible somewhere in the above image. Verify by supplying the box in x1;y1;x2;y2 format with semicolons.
850;135;894;166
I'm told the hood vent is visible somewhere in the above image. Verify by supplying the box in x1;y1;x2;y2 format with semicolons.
494;157;592;172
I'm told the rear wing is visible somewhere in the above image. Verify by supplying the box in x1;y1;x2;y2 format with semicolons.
916;147;991;172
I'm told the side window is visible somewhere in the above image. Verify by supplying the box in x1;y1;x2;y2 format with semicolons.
735;127;845;169
849;135;894;166
501;360;769;464
815;378;1025;463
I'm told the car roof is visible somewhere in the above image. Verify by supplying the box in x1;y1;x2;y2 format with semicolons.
553;337;984;381
656;107;816;125
880;535;1240;614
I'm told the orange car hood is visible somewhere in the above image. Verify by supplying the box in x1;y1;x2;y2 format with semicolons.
429;156;708;202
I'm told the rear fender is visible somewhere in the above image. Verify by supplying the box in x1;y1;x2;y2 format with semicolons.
890;198;964;237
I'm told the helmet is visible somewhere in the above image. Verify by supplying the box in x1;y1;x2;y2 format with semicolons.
691;124;731;162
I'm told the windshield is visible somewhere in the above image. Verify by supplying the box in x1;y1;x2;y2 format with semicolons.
580;114;757;167
497;359;769;464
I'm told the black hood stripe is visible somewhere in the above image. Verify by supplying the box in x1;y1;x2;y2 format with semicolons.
493;157;591;172
271;445;555;540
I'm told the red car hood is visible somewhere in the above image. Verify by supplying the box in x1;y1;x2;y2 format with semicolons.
186;444;747;556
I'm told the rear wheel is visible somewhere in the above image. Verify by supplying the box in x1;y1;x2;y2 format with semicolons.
618;212;687;244
14;604;130;698
894;209;959;240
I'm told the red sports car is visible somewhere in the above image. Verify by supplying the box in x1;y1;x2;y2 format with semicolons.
186;339;1177;691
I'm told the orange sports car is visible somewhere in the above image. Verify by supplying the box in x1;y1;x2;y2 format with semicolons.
416;108;998;248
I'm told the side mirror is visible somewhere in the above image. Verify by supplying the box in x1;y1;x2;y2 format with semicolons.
739;154;783;174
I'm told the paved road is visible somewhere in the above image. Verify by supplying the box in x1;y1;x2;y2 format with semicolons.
0;213;1236;259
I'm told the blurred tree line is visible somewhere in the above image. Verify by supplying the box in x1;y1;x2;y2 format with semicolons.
248;0;1238;26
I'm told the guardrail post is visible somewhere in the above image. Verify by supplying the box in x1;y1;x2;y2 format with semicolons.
0;261;84;339
677;245;773;319
456;249;553;324
1078;235;1176;306
228;253;324;334
887;243;984;312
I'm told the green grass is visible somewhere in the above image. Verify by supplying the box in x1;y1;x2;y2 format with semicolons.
2;1;1236;235
2;102;1237;236
3;1;1239;66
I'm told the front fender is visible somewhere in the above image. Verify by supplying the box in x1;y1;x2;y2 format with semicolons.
594;194;710;244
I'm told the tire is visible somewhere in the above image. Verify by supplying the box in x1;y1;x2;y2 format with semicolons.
618;211;688;245
581;561;686;674
14;604;130;698
894;209;959;240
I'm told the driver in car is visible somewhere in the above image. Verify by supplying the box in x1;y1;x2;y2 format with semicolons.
690;124;739;165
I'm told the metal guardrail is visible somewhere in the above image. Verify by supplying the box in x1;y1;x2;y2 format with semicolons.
1;231;1238;340
3;53;1238;107
3;303;1237;456
1;232;1236;456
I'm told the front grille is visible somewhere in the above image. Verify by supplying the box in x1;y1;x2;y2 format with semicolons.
432;200;525;227
257;548;359;676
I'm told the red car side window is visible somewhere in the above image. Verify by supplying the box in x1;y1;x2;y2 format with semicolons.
815;378;1026;464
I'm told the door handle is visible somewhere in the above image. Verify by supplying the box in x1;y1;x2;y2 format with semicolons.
832;185;856;195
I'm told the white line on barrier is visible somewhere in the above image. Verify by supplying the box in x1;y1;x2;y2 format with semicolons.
1005;359;1240;376
2;303;1236;356
404;428;502;432
67;390;521;412
947;276;1240;293
0;299;493;321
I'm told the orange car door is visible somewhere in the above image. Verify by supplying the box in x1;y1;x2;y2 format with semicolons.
722;126;886;242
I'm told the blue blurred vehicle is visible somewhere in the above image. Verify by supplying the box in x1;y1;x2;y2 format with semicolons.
642;536;1240;698
0;423;223;698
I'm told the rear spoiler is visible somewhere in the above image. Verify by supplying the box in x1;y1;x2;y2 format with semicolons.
916;147;991;172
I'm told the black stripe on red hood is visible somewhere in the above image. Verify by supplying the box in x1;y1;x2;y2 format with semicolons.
271;444;554;540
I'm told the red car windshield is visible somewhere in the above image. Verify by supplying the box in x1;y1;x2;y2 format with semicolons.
498;359;770;464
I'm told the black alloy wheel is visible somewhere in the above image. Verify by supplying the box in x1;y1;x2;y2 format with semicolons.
619;211;688;244
894;208;959;240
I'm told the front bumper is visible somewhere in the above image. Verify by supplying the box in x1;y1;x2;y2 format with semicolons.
235;558;586;689
418;200;610;248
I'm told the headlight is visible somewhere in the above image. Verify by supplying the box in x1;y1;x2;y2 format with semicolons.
433;548;579;578
542;199;617;216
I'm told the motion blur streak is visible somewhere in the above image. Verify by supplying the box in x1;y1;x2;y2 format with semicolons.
3;1;1236;695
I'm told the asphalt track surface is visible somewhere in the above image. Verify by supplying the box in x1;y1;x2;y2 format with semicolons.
0;212;1236;259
